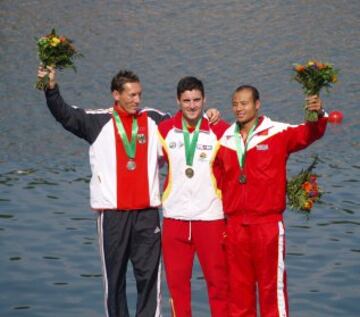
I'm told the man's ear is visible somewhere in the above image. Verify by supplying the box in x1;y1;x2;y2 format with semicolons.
112;90;120;101
256;100;261;111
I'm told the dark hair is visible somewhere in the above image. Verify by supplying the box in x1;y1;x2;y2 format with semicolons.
233;85;260;102
111;70;140;92
177;76;205;99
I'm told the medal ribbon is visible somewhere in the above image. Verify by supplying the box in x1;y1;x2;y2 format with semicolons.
234;119;258;169
113;111;138;159
182;117;202;167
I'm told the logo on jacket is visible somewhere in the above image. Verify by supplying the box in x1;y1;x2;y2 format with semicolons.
137;133;146;144
199;152;207;160
169;142;176;149
197;144;213;150
256;144;269;151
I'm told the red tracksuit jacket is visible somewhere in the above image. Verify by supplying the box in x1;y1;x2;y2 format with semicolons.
215;115;327;224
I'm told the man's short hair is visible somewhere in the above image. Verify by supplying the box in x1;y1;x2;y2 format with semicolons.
177;76;205;99
233;85;260;102
111;70;140;93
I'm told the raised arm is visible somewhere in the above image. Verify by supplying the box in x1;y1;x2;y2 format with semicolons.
286;95;327;153
37;66;107;143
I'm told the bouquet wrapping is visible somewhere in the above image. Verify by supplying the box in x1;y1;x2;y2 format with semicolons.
293;60;338;121
287;156;322;213
35;28;82;90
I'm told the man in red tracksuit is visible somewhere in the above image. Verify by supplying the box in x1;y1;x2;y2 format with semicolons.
214;85;327;317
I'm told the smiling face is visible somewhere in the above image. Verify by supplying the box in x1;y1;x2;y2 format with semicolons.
112;82;142;114
232;88;260;126
177;89;205;126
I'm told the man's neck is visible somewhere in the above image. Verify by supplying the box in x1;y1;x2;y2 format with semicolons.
238;117;258;139
114;103;133;116
183;116;201;128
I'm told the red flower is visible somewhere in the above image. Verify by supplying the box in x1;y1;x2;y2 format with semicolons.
309;190;319;198
302;181;312;193
309;175;317;183
295;64;305;72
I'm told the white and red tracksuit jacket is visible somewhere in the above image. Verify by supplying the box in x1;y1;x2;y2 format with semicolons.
158;111;229;220
215;115;327;222
45;86;169;210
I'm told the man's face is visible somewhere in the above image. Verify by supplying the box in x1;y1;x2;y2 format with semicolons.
112;82;142;114
232;89;260;124
177;89;205;125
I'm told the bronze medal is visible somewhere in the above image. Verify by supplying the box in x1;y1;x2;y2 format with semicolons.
239;174;247;184
185;167;194;178
127;160;136;171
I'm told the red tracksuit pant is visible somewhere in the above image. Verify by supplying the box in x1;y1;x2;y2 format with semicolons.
226;219;289;317
162;218;229;317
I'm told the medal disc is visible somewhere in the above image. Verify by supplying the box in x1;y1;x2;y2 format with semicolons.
239;174;247;184
127;160;136;171
185;167;194;178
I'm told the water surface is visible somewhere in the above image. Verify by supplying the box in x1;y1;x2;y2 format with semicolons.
0;1;359;316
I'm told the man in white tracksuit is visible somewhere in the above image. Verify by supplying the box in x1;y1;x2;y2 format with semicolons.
158;76;230;317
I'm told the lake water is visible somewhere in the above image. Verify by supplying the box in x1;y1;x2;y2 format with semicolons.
0;0;359;316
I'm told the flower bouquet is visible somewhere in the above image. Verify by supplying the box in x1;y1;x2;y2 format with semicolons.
287;156;322;214
293;60;338;121
35;28;83;90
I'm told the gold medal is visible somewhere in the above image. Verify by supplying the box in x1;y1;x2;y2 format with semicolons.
127;160;136;171
239;174;247;184
185;167;194;178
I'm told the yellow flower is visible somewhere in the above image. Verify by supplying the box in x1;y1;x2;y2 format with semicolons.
303;200;313;210
307;60;315;67
331;75;337;83
50;37;61;47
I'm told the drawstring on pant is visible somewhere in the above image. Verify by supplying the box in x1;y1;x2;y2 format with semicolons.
188;221;192;241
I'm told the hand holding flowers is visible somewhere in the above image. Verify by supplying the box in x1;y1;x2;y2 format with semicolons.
35;28;82;90
287;156;322;214
293;60;338;121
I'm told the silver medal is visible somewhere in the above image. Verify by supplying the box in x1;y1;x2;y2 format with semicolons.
127;160;136;171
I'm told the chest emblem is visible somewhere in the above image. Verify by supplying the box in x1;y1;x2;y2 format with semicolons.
199;152;207;160
168;142;176;149
137;133;146;144
256;144;269;151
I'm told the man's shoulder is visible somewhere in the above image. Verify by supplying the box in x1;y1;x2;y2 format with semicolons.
158;114;175;125
209;119;230;139
84;107;113;115
158;116;176;137
140;107;171;124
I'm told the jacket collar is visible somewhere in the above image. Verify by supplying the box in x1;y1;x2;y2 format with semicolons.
225;115;274;137
173;111;210;132
113;103;141;118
